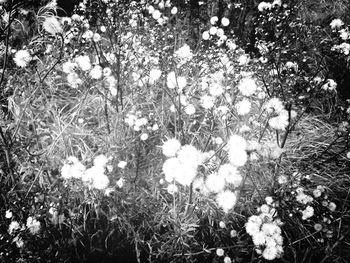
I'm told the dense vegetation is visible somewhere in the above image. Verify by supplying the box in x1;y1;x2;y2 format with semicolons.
0;0;350;262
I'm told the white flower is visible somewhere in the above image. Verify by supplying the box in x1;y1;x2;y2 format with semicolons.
14;50;31;67
149;68;162;84
167;71;177;89
269;110;289;130
216;248;224;257
252;231;266;246
221;17;230;27
162;138;181;157
5;210;12;219
184;104;196;115
262;246;278;260
177;145;204;167
272;0;282;7
61;157;86;179
140;133;148;140
92;174;109;190
116;177;125;188
13;236;24;248
117;161;127;169
62;61;76;73
219;221;226;228
206;173;225;193
209;26;218;35
103;67;112;76
202;31;210;40
235;99;251;115
43;16;63;35
322;79;337;91
8;221;20;235
265;196;273;205
301;205;314;220
93;33;101;42
238;77;257;96
264;97;284;114
174;44;193;61
75;55;91;71
328;202;336;212
93;154;109;167
227;134;247;151
152;9;161;20
176;76;187;92
330;19;344;29
171;7;178;15
216;190;237;212
163;157;181;182
210;16;218;25
209;83;224;97
90;65;103;79
167;184;178;194
26;216;41;235
224;256;232;263
201;95;215;109
67;72;82;88
218;164;242;187
258;2;272;12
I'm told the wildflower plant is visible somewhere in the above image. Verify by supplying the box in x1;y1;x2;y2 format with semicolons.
0;0;350;262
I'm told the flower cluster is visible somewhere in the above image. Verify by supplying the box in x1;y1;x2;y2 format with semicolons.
246;197;284;261
162;139;204;186
61;154;112;190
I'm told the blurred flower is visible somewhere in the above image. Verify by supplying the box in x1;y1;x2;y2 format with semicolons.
206;172;225;193
90;65;103;79
62;61;76;73
117;161;127;169
202;31;210;40
140;133;148;140
301;205;314;220
175;44;193;61
236;99;251;115
61;156;86;179
13;50;31;68
149;68;162;84
26;217;41;235
13;236;24;248
216;190;237;212
216;248;224;256
218;164;242;187
209;26;218;35
258;2;272;12
171;7;178;15
219;221;226;228
201;95;215;109
210;16;218;25
93;33;101;42
330;19;344;29
328;202;336;212
75;55;91;71
162;138;181;157
116;177;125;188
314;223;322;231
93;154;109;167
224;256;232;263
43;16;63;35
167;184;178;194
5;210;12;219
321;79;337;91
185;104;196;115
221;17;230;27
152;9;161;20
230;229;237;237
8;221;20;235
